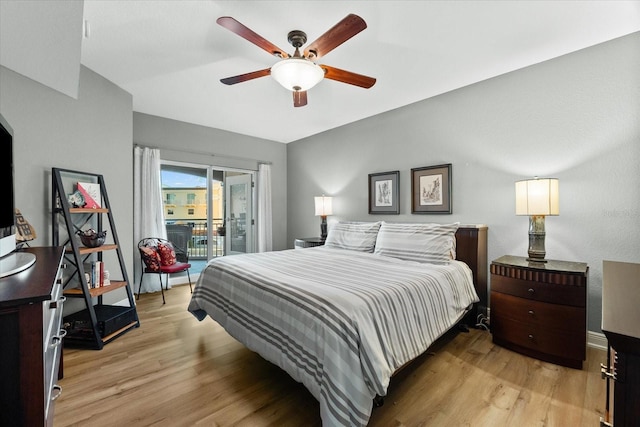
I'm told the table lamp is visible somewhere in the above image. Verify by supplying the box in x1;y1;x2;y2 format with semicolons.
515;178;559;262
314;195;333;241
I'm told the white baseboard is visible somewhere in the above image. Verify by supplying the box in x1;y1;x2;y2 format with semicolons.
587;330;608;351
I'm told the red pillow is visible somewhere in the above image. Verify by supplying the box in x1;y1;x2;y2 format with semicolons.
157;242;177;266
140;246;161;272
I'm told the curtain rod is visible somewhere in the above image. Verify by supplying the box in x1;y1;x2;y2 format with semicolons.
134;144;272;165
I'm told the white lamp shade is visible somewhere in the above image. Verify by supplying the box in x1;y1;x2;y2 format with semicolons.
271;58;324;91
314;196;333;216
515;178;559;216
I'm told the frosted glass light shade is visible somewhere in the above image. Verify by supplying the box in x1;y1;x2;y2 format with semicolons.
314;196;333;216
271;58;324;91
515;178;559;216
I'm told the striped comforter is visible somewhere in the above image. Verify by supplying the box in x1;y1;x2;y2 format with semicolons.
188;246;478;426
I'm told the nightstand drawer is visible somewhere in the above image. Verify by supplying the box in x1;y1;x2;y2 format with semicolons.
491;273;585;307
491;312;586;361
490;291;585;333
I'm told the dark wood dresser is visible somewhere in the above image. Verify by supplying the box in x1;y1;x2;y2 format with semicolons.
601;260;640;427
0;246;65;427
490;255;588;369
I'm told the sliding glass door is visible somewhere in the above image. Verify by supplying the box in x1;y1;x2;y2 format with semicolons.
225;173;253;255
160;163;254;273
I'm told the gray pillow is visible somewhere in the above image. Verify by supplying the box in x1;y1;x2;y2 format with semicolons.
324;221;382;252
374;222;459;264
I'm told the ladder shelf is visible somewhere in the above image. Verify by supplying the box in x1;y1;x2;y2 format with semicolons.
51;167;139;349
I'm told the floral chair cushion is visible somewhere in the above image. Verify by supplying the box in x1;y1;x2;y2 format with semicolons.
140;246;161;272
157;241;177;266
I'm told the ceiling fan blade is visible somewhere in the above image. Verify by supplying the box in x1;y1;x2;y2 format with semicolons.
321;65;376;89
293;90;308;107
217;16;290;58
220;68;271;85
304;14;367;60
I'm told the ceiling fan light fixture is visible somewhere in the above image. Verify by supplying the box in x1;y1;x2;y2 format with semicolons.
271;58;324;91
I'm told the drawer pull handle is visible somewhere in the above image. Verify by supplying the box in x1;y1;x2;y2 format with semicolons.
49;296;66;309
600;364;616;381
528;288;535;294
51;385;62;401
51;329;68;348
528;310;535;316
528;334;534;340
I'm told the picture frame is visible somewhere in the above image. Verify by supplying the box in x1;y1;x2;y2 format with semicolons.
77;182;101;208
368;170;400;214
411;163;452;214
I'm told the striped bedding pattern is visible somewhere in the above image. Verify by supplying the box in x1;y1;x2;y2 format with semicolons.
188;246;478;426
373;222;459;264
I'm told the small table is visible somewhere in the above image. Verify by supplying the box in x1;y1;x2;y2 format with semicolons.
490;255;588;369
294;237;325;249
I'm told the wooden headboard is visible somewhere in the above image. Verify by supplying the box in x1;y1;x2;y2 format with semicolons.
455;225;488;324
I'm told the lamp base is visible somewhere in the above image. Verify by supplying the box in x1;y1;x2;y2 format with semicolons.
320;215;328;241
527;215;547;262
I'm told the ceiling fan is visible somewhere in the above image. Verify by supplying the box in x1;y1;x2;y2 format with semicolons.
217;14;376;107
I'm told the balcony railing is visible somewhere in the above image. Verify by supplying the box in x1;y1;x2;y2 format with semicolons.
165;218;225;259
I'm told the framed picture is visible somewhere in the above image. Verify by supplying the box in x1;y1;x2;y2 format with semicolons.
77;182;101;208
368;170;400;214
411;163;452;214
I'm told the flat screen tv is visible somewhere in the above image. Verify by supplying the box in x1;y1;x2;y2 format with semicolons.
0;112;35;278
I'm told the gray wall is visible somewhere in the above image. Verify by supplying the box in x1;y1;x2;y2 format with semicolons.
133;112;288;251
0;61;288;316
287;32;640;333
0;64;133;309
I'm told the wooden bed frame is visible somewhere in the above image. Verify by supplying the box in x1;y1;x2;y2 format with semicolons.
454;225;489;326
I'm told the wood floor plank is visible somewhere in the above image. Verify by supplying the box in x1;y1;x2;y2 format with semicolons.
55;284;606;426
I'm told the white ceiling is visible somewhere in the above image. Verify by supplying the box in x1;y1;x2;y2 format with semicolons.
3;2;640;143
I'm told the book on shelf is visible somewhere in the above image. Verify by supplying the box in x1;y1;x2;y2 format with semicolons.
83;261;106;288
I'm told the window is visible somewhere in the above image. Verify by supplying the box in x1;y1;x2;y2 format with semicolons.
167;209;174;215
187;193;196;204
165;193;176;205
188;208;195;215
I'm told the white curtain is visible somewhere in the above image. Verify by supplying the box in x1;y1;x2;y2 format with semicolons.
256;163;272;252
133;147;167;293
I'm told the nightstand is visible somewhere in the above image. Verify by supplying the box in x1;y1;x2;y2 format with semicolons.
490;255;588;369
294;237;324;249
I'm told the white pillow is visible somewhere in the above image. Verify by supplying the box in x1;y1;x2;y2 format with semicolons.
324;221;382;252
374;222;459;264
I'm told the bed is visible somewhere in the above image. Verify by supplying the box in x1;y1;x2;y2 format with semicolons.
188;222;487;426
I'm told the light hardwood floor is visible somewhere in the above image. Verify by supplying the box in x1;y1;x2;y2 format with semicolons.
55;284;607;426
